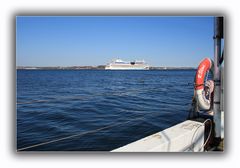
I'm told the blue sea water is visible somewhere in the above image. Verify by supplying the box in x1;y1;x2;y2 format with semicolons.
17;70;196;151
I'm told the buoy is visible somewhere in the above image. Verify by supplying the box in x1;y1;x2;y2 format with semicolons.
195;58;214;110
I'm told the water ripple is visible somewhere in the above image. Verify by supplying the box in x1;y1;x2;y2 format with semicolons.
17;69;196;151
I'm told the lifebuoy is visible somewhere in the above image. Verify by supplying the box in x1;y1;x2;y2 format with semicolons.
195;58;214;110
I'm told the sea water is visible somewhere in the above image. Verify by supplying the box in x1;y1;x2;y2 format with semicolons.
17;69;196;151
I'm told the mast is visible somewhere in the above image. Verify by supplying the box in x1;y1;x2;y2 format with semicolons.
213;17;224;139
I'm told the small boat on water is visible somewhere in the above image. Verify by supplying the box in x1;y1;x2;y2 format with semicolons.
105;59;149;70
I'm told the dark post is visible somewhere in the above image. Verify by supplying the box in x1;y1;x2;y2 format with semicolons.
213;16;224;138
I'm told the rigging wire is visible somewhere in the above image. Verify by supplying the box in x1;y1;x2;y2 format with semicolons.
17;105;173;151
17;116;145;151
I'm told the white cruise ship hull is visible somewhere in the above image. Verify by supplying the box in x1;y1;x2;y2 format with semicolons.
105;65;149;70
105;59;149;70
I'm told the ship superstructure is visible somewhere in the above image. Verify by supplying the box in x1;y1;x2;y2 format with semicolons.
105;59;149;70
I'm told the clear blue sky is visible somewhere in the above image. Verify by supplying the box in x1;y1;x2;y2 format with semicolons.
16;16;214;67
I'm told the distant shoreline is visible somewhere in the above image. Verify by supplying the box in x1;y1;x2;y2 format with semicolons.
17;66;196;70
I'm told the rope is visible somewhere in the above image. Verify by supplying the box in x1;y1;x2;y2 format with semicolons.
17;117;144;151
199;119;212;151
189;119;212;152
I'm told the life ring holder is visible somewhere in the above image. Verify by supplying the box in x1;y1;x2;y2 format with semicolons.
194;58;214;110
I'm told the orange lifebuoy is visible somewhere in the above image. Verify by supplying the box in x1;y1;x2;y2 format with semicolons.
195;58;214;110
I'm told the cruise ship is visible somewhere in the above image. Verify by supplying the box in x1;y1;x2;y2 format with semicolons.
105;59;149;70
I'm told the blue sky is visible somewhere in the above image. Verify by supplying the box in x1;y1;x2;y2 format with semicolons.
16;16;214;67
